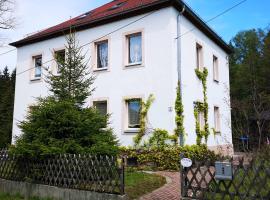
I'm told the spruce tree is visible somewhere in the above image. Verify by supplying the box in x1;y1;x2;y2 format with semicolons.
46;32;95;107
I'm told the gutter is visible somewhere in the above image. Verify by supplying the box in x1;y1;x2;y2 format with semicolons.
176;5;185;146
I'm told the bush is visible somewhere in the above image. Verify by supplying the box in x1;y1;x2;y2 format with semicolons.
121;145;220;171
11;98;119;157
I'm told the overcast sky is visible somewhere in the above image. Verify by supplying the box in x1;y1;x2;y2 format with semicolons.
0;0;269;71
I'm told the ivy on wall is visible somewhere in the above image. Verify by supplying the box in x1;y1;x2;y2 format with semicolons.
194;68;210;145
133;94;155;146
174;81;185;145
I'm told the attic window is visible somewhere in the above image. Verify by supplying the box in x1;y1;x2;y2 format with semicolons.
108;2;126;10
77;11;92;20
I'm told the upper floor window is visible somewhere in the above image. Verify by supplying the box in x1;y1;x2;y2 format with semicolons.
96;40;108;69
127;33;142;65
55;50;65;73
214;106;221;132
93;100;108;116
213;55;219;82
34;55;42;78
196;43;203;71
127;99;141;129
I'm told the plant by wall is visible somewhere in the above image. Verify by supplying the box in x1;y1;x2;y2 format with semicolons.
194;68;210;145
133;94;155;146
174;81;185;145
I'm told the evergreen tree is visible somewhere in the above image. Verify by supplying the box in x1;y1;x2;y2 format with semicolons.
0;67;15;148
46;32;95;106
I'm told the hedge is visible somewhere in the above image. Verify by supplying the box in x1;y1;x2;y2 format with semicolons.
120;145;221;171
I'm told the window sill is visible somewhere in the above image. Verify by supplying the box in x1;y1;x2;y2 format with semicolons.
93;67;109;72
124;129;140;134
30;77;42;82
124;63;144;69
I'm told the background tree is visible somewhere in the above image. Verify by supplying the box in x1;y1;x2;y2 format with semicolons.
0;67;15;148
230;28;270;150
12;33;118;156
0;0;15;30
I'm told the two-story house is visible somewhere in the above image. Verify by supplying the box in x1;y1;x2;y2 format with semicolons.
10;0;233;154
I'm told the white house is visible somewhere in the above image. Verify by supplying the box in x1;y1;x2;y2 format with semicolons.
11;0;233;154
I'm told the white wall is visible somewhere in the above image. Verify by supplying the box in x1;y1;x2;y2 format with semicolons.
12;7;232;149
171;9;232;148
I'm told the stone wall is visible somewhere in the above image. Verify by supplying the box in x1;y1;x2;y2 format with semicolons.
0;178;126;200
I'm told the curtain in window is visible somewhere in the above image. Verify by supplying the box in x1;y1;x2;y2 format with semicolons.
35;57;42;77
129;34;142;64
128;100;141;128
97;42;108;68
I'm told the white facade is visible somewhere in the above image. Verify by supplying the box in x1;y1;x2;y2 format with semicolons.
12;7;233;152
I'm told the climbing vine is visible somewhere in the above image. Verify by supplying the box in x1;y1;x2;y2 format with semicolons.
194;68;210;145
133;94;155;146
174;81;185;145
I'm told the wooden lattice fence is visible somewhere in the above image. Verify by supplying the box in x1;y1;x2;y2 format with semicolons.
0;149;124;194
181;157;270;200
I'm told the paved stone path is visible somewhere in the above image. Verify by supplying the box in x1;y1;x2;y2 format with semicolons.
140;171;180;200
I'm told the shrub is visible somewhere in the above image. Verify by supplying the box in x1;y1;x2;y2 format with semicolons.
121;145;220;171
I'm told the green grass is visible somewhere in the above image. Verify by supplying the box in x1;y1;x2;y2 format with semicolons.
125;171;166;200
0;193;53;200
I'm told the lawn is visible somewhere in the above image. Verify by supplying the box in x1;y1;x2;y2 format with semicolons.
125;170;166;199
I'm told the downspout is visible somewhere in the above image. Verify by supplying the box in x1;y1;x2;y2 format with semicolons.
177;5;185;146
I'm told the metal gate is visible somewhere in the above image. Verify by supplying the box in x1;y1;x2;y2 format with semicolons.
180;156;270;200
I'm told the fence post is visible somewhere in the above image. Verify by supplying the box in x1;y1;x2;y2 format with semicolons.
179;153;184;200
120;157;125;195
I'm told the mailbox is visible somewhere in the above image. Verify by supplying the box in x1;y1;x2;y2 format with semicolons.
215;161;233;180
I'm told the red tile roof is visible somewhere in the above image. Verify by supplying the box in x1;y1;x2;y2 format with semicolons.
10;0;231;53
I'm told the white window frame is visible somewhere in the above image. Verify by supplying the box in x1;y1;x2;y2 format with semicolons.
198;111;205;131
123;29;144;68
122;96;143;133
30;55;42;81
214;106;221;133
54;49;66;74
92;37;110;72
213;55;219;82
93;100;108;116
196;43;203;71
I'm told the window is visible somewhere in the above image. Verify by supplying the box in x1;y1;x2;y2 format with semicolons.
34;56;42;78
214;106;221;132
127;99;141;128
55;50;65;73
213;55;219;82
93;101;108;116
198;111;205;131
127;33;142;65
196;43;203;70
96;40;108;69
